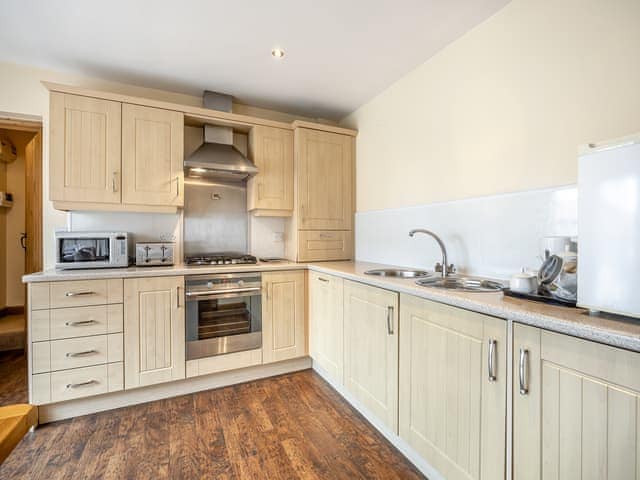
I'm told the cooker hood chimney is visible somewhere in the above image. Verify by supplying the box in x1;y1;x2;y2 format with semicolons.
184;91;258;181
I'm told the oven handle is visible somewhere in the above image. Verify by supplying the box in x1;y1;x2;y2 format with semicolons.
185;286;262;297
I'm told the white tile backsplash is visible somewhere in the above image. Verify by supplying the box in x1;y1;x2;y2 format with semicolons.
248;215;286;259
355;186;578;280
67;211;181;243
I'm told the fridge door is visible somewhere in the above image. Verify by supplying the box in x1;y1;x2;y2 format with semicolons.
578;140;640;318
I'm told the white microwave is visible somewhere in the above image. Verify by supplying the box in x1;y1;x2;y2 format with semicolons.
55;231;131;270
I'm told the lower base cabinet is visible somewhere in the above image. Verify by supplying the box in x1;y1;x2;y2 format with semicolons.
343;280;399;433
513;324;640;480
399;294;507;480
262;270;306;363
124;276;185;389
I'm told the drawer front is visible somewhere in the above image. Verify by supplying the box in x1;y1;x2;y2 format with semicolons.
298;230;353;261
49;279;123;308
50;304;123;340
50;333;123;371
44;362;124;403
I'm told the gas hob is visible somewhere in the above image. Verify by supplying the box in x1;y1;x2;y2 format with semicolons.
184;253;258;266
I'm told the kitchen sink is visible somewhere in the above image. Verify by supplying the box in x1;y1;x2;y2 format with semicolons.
415;276;504;292
364;268;432;279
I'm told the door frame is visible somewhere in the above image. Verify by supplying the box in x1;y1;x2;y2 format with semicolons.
0;114;43;309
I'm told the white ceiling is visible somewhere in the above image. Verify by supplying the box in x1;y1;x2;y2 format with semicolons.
0;0;509;119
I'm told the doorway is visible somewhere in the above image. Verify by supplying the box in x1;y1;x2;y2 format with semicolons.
0;116;42;406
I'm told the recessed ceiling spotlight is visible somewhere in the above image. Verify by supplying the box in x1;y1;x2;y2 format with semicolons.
271;48;285;59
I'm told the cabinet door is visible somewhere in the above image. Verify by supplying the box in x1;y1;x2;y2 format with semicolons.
399;294;506;480
121;104;184;207
296;128;353;230
248;126;293;213
124;276;185;388
309;271;344;385
50;92;122;203
513;325;640;480
343;280;398;432
262;270;306;363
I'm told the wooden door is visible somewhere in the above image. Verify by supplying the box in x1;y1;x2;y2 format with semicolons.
513;324;640;480
296;128;353;230
24;130;42;274
121;104;184;207
343;280;398;432
248;126;293;213
262;270;306;363
309;271;344;385
49;93;121;203
124;276;185;388
399;294;506;480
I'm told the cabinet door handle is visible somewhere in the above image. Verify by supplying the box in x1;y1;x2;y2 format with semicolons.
488;339;497;382
519;348;529;395
66;349;98;358
65;319;97;327
176;176;180;197
112;171;118;192
65;291;95;297
386;306;394;335
317;277;329;283
66;379;97;389
177;286;182;308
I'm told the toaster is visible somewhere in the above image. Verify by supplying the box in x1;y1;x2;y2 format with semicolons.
135;242;175;266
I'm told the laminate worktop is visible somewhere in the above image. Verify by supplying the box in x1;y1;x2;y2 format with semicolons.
23;260;640;353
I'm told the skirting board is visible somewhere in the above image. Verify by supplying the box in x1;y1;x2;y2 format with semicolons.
38;356;312;424
312;361;444;480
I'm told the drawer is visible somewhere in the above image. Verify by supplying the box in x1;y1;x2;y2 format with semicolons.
31;304;123;342
47;279;123;309
298;230;353;262
32;333;123;373
31;362;124;404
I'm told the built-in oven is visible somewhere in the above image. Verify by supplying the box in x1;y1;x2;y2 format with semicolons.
185;272;262;360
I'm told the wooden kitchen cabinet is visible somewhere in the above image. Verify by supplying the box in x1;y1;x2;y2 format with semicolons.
124;276;185;389
50;92;122;204
121;104;184;207
296;128;354;230
308;271;344;385
399;294;506;480
343;280;399;432
262;270;306;363
247;125;293;215
513;324;640;480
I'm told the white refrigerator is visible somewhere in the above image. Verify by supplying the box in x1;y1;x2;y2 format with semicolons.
578;136;640;318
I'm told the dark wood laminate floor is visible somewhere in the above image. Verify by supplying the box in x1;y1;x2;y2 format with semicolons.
0;370;425;479
0;350;28;406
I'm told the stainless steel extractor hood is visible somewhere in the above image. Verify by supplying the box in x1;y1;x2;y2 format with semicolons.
184;91;258;181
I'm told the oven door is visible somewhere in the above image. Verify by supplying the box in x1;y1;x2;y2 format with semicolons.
185;286;262;360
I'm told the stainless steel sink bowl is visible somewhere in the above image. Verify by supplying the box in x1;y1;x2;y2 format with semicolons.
415;276;504;292
364;268;432;279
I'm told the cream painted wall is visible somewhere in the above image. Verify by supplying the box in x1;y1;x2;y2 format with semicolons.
342;0;640;212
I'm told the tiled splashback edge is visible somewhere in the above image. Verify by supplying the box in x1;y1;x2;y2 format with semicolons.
355;185;578;280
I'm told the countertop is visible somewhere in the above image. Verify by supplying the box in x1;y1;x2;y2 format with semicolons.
23;260;640;353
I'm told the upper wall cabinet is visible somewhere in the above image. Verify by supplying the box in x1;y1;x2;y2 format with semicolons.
50;92;122;204
49;92;184;212
247;125;293;216
122;104;184;207
296;128;354;230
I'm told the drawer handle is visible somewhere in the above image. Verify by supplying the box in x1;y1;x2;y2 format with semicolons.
66;349;98;358
65;291;96;297
317;277;329;283
319;233;334;239
65;320;97;327
66;379;98;389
